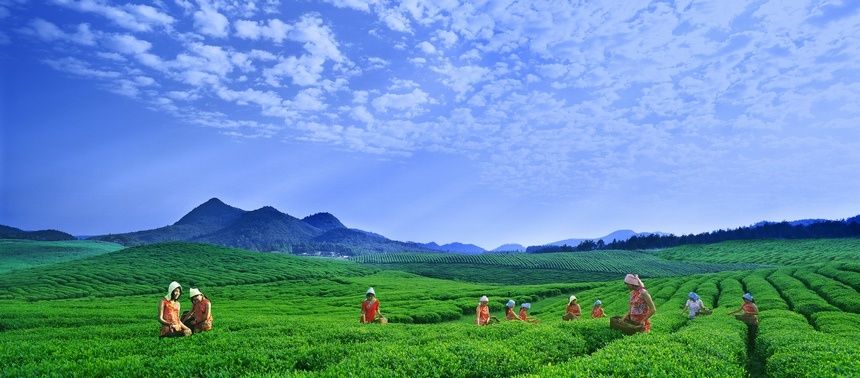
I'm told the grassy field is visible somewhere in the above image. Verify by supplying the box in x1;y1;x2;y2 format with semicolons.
352;250;763;284
0;239;124;273
655;238;860;265
0;240;858;376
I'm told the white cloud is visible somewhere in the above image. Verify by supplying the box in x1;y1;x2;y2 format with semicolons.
106;34;152;55
193;4;229;38
371;88;432;117
322;0;378;12
234;18;291;43
53;0;174;32
432;62;490;100
351;105;374;123
19;19;96;45
417;41;436;54
436;29;458;47
43;57;121;79
366;56;389;69
379;8;411;33
263;55;326;86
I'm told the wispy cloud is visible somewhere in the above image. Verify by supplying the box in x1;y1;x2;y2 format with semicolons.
12;0;860;196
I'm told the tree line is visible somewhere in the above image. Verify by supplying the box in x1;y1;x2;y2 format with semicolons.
526;219;860;253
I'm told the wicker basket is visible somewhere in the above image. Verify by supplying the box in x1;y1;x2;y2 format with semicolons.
610;316;645;335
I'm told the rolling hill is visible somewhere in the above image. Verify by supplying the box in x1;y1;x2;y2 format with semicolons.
0;225;75;241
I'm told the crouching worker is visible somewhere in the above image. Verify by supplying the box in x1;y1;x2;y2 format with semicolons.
181;288;213;333
159;281;191;337
505;300;521;320
729;293;759;328
562;295;581;321
360;287;387;324
476;296;500;326
684;292;709;320
519;303;538;323
591;300;605;318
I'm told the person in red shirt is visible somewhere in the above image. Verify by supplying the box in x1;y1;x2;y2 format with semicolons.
360;287;385;324
504;299;521;321
563;295;581;320
519;303;538;323
623;274;655;333
181;288;212;333
729;292;759;328
475;296;499;326
591;299;605;318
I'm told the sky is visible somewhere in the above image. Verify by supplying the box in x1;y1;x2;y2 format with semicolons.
2;0;860;249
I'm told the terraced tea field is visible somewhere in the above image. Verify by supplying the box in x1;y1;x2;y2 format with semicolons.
0;239;858;376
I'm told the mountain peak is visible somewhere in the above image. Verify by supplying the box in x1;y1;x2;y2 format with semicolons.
302;212;346;232
174;198;245;226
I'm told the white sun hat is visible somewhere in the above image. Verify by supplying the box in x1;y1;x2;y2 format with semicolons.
479;296;489;303
366;287;376;296
568;295;577;304
506;299;515;308
165;281;181;300
189;288;203;298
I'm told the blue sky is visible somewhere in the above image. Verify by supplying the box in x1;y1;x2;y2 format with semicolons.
2;0;860;249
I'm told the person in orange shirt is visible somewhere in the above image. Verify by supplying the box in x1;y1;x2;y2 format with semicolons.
591;299;605;318
504;299;521;320
158;281;191;337
519;303;538;323
360;287;386;324
181;288;213;333
562;295;581;320
729;292;759;328
476;296;499;325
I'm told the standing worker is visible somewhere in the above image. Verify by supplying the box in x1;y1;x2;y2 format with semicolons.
729;293;759;326
622;274;656;333
158;281;192;337
591;299;605;318
562;295;581;321
360;287;386;324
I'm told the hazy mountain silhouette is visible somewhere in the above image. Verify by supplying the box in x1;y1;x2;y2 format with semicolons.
549;230;667;247
420;242;485;254
0;225;75;241
491;243;526;252
92;198;431;255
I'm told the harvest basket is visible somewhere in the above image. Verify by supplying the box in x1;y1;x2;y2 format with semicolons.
735;314;758;326
699;308;713;316
610;316;644;335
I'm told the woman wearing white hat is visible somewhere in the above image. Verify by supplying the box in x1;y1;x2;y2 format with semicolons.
591;299;605;318
504;299;521;321
360;287;386;324
158;281;192;337
519;303;538;323
475;296;499;326
181;288;213;333
562;295;581;321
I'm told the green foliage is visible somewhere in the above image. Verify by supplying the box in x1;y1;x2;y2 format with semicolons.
791;270;860;313
756;310;860;377
766;270;837;316
656;238;860;265
354;250;759;284
0;239;124;273
2;240;860;376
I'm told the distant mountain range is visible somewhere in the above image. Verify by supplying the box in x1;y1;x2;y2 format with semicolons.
0;225;74;241
91;198;432;255
418;242;486;254
491;243;526;252
548;230;667;247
